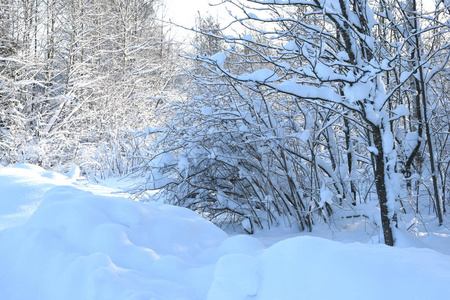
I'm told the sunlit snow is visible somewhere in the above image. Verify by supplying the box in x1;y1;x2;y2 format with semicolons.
0;165;449;300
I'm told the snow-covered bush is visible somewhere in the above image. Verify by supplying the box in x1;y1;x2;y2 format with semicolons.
133;68;346;232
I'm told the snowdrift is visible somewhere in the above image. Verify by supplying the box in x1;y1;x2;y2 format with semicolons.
0;165;449;300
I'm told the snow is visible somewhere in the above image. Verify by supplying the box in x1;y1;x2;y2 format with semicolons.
209;52;226;68
247;12;259;19
207;254;259;299
0;164;87;230
367;145;379;155
238;68;279;82
298;129;310;142
242;34;253;42
1;164;450;300
66;165;82;180
343;82;371;103
271;80;342;103
404;131;419;157
391;104;410;118
247;236;450;300
382;125;394;155
319;184;333;207
282;40;299;52
400;70;413;82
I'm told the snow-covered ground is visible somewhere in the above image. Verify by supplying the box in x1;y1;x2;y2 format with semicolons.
1;164;450;300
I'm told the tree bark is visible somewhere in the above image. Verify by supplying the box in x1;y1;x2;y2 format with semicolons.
372;126;395;246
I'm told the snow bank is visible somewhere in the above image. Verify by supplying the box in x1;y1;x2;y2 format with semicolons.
0;164;78;229
0;184;227;300
208;236;450;300
0;165;450;300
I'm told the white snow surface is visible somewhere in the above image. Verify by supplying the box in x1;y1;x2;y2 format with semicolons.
1;164;450;300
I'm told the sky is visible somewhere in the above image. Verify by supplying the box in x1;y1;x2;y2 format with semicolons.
163;0;437;44
165;0;225;29
164;0;227;43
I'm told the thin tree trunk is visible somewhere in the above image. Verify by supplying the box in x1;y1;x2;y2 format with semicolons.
344;116;357;205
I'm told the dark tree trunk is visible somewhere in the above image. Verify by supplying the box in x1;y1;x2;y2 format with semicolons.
372;126;395;246
344;116;357;205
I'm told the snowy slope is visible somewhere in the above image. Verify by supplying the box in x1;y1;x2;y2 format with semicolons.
0;164;450;300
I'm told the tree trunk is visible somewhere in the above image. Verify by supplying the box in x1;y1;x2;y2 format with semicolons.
372;126;395;246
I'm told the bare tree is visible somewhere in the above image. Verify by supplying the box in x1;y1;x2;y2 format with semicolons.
0;0;178;175
137;0;449;245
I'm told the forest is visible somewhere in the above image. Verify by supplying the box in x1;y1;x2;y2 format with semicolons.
1;0;450;248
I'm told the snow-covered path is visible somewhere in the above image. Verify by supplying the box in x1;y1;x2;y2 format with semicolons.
1;164;450;300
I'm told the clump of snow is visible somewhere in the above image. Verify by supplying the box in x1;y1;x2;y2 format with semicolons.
337;51;350;61
297;129;310;142
282;40;299;52
391;104;410;118
400;70;413;82
404;131;419;157
209;52;226;68
238;68;279;82
242;34;253;42
343;82;371;103
247;12;259;19
66;165;82;180
367;145;379;155
319;185;333;207
382;126;394;155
